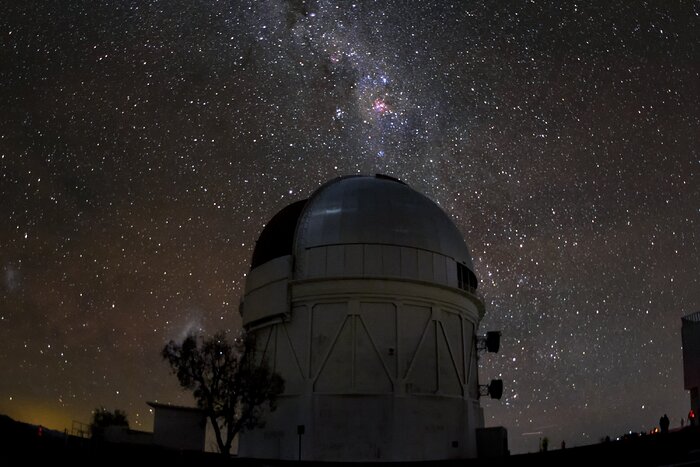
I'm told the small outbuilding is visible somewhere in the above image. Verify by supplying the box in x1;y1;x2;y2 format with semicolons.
147;401;206;451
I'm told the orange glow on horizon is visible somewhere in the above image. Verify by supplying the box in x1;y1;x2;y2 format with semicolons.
0;398;82;433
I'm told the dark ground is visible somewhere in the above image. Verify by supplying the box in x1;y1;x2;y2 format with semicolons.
2;415;699;466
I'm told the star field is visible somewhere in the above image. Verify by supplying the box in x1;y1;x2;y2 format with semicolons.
1;0;698;454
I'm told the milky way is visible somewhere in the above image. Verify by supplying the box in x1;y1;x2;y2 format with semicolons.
1;1;698;454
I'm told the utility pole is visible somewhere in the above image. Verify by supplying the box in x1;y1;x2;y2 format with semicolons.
297;424;305;461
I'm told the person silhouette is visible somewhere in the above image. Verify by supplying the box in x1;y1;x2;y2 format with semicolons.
660;414;670;433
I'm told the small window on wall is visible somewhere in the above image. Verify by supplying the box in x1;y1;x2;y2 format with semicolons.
457;263;478;292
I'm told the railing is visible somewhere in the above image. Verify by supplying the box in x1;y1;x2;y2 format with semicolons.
71;420;89;438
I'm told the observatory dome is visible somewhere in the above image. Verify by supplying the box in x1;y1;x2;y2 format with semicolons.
252;174;477;287
240;174;492;462
296;175;474;269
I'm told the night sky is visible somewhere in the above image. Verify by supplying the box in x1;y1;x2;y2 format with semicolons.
1;0;698;454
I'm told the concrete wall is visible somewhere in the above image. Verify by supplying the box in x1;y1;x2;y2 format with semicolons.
240;273;484;461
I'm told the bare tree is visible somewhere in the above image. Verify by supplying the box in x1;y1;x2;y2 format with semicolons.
162;331;284;455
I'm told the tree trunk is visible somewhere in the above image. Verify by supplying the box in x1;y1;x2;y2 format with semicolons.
209;414;228;455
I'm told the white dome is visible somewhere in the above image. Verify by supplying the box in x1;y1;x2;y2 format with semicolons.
294;175;476;274
250;174;478;290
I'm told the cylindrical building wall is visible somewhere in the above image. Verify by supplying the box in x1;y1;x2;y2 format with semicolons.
238;175;487;461
682;312;700;413
240;277;483;460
